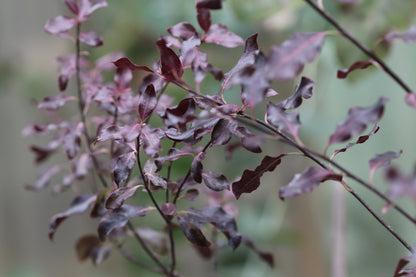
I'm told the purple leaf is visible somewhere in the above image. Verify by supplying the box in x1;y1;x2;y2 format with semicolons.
38;94;75;110
337;60;375;79
64;0;79;15
196;0;223;9
75;234;101;262
202;170;229;191
405;93;416;109
105;185;140;210
77;0;108;22
140;125;163;158
235;126;264;153
332;124;380;157
112;151;137;186
25;165;61;192
181;34;201;66
91;188;112;218
279;77;314;110
168;22;198;40
79;30;103;47
384;26;416;44
327;97;388;147
204;23;245;48
161;203;176;216
162;98;196;130
98;205;153;241
369;150;402;181
232;155;285;199
63;122;84;159
114;67;132;92
113;57;153;73
96;124;141;143
178;215;212;247
184;189;199;201
44;15;76;39
30;143;59;164
211;119;238;146
156;38;184;81
266;102;300;139
155;148;194;169
57;54;89;91
266;32;326;80
49;194;97;240
279;167;342;200
139;74;166;95
222;33;259;92
191;152;206;183
138;84;157;121
144;160;167;189
197;8;211;33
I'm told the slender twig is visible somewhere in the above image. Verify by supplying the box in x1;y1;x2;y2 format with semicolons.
166;141;177;203
304;0;413;94
74;23;108;189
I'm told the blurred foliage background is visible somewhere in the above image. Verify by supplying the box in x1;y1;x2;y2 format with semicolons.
2;0;416;276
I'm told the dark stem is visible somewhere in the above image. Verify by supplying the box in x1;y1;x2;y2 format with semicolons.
166;141;177;203
74;23;108;189
304;0;413;94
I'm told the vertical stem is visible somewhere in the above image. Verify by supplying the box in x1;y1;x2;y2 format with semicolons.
332;183;346;277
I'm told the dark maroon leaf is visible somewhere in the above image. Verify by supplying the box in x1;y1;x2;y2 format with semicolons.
77;0;108;22
239;52;271;108
44;15;76;39
211;119;238;146
38;94;75;110
191;152;206;183
232;155;285;199
279;77;314;110
156;38;184;81
197;8;211;33
213;104;240;115
332;124;380;157
222;33;259;92
266;32;326;80
144;160;167;189
204;23;244;48
161;203;176;216
327;97;388;147
196;0;223;9
202;170;229;191
162;98;196;130
168;22;198;40
266;102;300;139
75;234;101;261
165;128;196;142
393;254;416;277
49;194;97;240
113;57;153;73
112;151;137;186
405;93;416;109
235;126;264;153
369;150;402;181
138;84;157;121
139;74;166;95
79;30;103;47
242;235;274;268
25;165;61;192
98;205;153;241
140;125;163;158
384;26;416;44
279;167;343;200
178;215;211;247
105;185;140;210
63;122;84;159
337;60;375;79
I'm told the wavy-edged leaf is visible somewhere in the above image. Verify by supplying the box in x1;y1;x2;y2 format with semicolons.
113;57;153;73
38;94;76;110
327;97;388;147
98;205;153;241
267;32;326;80
44;15;76;39
266;102;300;139
211;118;237;146
25;165;61;192
369;150;402;182
222;33;259;92
138;84;157;121
49;194;97;240
105;185;140;210
202;170;229;191
204;23;244;48
279;167;342;200
232;155;285;199
168;22;198;40
279;77;314;110
337;60;375;79
79;30;103;47
332;124;380;157
157;38;184;81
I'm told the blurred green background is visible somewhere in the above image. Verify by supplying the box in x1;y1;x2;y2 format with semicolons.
2;0;416;276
